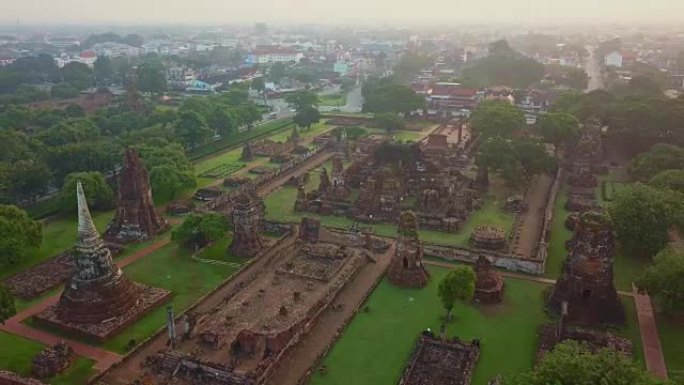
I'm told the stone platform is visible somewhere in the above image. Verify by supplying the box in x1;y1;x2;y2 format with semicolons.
397;333;480;385
34;283;170;343
0;370;48;385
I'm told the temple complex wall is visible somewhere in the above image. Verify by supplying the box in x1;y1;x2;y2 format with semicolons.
535;168;563;271
0;371;47;385
423;244;544;274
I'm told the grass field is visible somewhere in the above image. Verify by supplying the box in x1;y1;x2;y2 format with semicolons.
309;266;550;385
102;242;243;353
319;93;347;107
0;331;94;385
0;211;114;280
657;314;684;382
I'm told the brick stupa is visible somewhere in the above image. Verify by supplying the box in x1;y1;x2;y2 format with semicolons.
35;182;170;341
228;192;265;258
547;211;624;326
387;211;429;288
104;148;168;243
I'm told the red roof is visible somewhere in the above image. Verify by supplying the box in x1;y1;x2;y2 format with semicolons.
79;50;97;59
431;84;478;98
620;50;637;61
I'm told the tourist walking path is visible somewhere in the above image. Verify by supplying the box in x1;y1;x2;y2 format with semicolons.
633;284;669;379
510;174;554;258
0;238;171;372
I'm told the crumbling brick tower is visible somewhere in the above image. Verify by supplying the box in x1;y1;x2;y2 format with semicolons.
104;148;169;243
547;211;625;326
229;192;265;258
57;182;141;323
388;211;429;288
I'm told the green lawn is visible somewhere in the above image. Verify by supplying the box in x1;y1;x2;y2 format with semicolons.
0;332;94;385
545;186;572;279
319;93;347;107
197;236;250;265
309;266;550;385
101;242;243;353
657;314;684;383
0;211;114;280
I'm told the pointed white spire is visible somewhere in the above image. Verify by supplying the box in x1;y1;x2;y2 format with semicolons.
76;181;99;241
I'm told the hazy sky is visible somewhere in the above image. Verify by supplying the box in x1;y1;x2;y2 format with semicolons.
2;0;684;25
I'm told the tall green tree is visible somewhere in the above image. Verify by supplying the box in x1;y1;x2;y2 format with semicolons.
174;111;212;149
137;62;167;96
636;248;684;313
136;143;196;201
293;106;321;130
470;101;525;139
60;172;114;213
171;213;230;249
0;285;16;324
0;205;42;266
61;62;93;90
649;169;684;194
6;160;51;203
437;267;476;321
94;55;114;86
628;144;684;182
506;340;669;385
608;184;684;257
535;112;579;153
285;90;320;111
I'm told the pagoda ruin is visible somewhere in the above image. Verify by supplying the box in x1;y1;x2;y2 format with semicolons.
388;211;429;288
473;256;504;304
547;211;624;326
228;192;265;258
104;148;169;243
34;182;170;341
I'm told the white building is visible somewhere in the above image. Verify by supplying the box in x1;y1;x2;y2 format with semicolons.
246;46;304;64
604;51;623;68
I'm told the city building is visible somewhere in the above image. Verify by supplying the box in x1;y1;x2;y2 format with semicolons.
246;46;304;64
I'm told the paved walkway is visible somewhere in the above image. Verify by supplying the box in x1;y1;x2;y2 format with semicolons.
510;174;554;258
633;284;669;379
0;238;171;373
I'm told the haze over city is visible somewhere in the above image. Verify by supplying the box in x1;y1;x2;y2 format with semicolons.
3;0;684;24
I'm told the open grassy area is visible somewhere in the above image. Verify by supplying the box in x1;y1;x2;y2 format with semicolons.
309;266;550;385
657;314;684;382
545;186;572;279
0;331;94;385
0;211;114;280
318;93;347;107
100;242;243;353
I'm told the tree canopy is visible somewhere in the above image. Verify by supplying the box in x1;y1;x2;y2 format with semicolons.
293;106;321;130
437;267;476;320
535;112;579;151
60;172;114;213
506;340;669;385
628;144;684;182
607;184;683;257
0;205;42;266
171;213;230;249
362;77;424;116
462;40;545;88
649;169;684;194
470;100;525;139
636;248;684;313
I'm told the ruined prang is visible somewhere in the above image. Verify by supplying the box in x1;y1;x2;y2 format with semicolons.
34;182;170;341
388;211;429;288
241;142;254;161
229;192;265;258
547;211;624;326
318;167;331;194
474;256;504;304
32;342;74;378
104;149;168;243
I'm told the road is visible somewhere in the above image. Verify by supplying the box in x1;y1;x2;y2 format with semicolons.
584;45;605;92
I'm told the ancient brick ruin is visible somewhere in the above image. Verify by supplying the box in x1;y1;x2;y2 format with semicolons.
240;142;254;161
34;182;170;342
143;227;373;385
473;256;504;304
388;211;429;288
104;148;169;243
228;192;265;258
397;333;480;385
294;142;479;233
536;322;632;360
547;211;625;326
0;370;48;385
31;342;74;378
564;122;607;213
469;226;506;251
298;217;321;243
